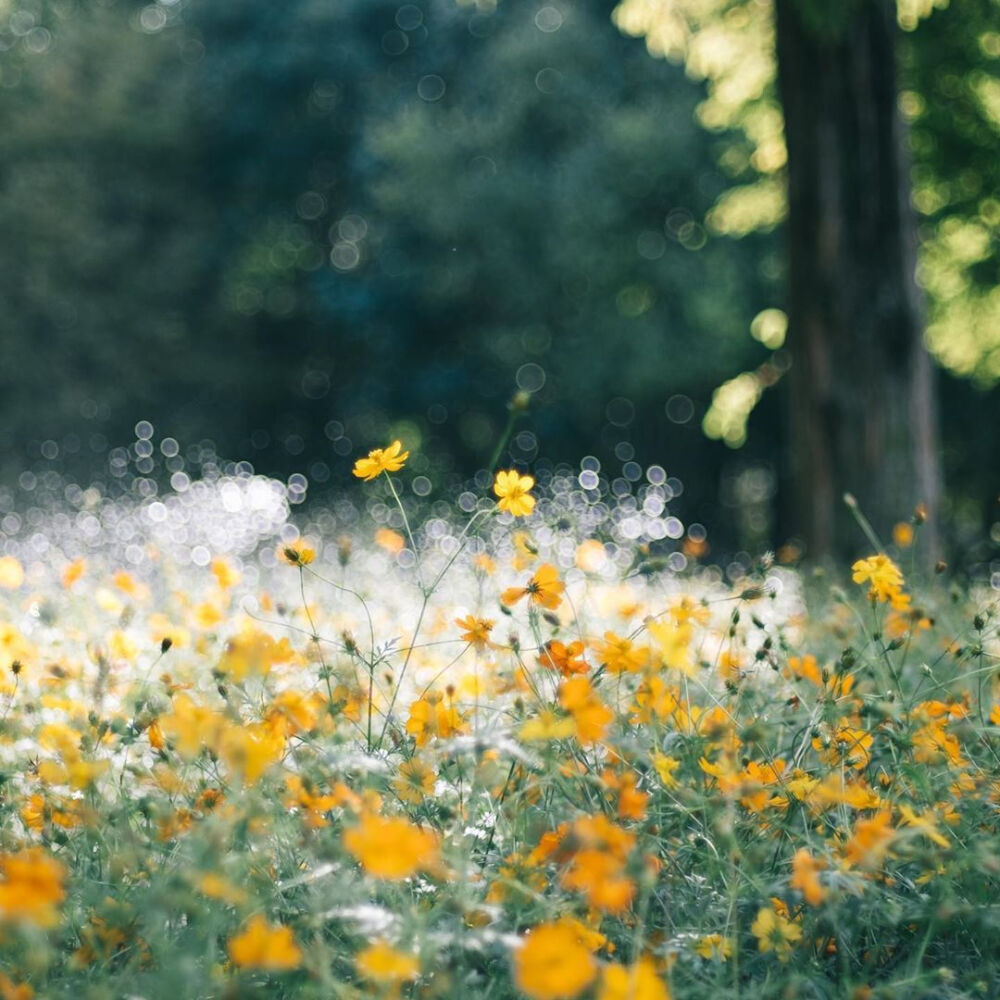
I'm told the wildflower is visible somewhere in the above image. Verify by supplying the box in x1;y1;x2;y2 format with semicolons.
455;614;495;649
61;558;86;589
651;753;681;788
559;676;613;744
912;720;964;766
790;848;827;905
196;873;248;906
218;627;297;681
279;538;315;566
851;554;904;603
353;440;409;481
751;904;802;961
538;639;588;676
812;725;873;770
343;812;439;880
0;556;25;590
575;538;607;572
843;810;896;868
694;934;733;960
0;974;32;1000
0;848;67;927
897;804;949;848
375;527;406;554
393;758;437;804
596;631;649;674
560;814;636;912
227;915;302;971
513;531;538;569
513;922;597;1000
597;957;670;1000
494;469;536;517
519;709;576;742
893;522;915;548
501;563;565;610
355;942;419;986
406;694;467;746
210;557;241;589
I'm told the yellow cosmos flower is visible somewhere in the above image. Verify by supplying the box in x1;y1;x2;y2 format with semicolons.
279;538;315;566
343;812;439;879
597;957;670;1000
501;563;565;610
353;440;409;481
513;922;597;1000
494;469;536;517
851;553;904;603
750;904;802;961
227;915;302;971
355;942;420;985
0;848;67;928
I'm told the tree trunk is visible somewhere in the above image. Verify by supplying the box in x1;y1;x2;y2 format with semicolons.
774;0;941;560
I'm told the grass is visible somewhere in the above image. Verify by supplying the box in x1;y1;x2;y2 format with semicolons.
0;452;996;1000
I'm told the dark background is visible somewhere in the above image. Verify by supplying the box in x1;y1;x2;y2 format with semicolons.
1;0;997;557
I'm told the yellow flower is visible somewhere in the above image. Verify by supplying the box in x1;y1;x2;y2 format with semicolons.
494;469;536;517
597;957;670;1000
353;440;409;481
393;758;437;804
0;848;67;928
751;904;802;961
455;615;495;649
227;915;302;971
0;556;25;590
343;812;439;880
513;922;597;1000
519;709;576;742
196;873;248;906
211;557;241;589
694;933;733;960
279;538;315;566
355;942;420;985
851;554;904;603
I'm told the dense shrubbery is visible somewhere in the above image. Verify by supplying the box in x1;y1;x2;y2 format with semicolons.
0;441;997;999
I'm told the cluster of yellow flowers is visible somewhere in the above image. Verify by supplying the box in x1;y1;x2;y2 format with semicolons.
0;437;994;998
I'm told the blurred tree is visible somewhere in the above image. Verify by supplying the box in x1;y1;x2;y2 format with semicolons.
775;0;940;558
614;0;1000;557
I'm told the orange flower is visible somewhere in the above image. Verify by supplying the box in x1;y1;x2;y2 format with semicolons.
227;915;302;971
501;563;565;610
455;615;495;649
343;812;439;880
596;632;649;674
538;639;588;676
597;957;670;1000
790;848;826;906
559;676;613;744
353;440;409;481
513;922;597;1000
0;848;66;928
843;810;896;869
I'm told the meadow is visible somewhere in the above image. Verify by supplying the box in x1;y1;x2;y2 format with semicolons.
0;439;997;999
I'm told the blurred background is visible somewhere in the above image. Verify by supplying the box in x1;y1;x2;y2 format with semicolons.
0;0;997;560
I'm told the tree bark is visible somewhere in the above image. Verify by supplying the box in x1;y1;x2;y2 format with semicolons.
774;0;941;560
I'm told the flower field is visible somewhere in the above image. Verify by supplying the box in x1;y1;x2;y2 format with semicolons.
0;442;997;999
